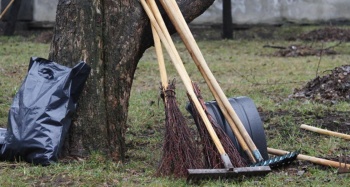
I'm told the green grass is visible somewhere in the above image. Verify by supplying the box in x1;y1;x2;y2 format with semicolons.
0;37;48;126
1;26;350;186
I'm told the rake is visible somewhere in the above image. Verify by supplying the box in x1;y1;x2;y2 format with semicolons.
158;0;302;178
159;0;263;164
140;0;271;180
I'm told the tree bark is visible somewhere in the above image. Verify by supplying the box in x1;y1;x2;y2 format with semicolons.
49;0;214;162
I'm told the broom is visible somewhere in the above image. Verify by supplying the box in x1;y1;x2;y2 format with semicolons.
151;21;202;178
144;0;246;172
188;82;246;169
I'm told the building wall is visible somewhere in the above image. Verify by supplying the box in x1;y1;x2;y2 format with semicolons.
192;0;350;25
2;0;350;25
33;0;58;22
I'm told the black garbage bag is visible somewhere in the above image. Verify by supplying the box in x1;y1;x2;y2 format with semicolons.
0;57;91;165
0;128;6;149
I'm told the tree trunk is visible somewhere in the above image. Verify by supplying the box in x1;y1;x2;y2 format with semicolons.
49;0;214;162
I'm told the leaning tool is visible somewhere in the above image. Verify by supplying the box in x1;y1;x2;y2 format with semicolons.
159;0;263;163
141;0;233;169
159;0;300;169
140;0;271;179
151;22;202;177
147;0;244;170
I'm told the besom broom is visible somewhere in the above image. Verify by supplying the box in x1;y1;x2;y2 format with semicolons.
145;0;245;170
141;0;270;180
151;21;202;178
159;0;299;172
159;0;263;164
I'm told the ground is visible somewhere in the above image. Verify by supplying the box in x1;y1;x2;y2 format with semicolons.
1;23;350;185
179;25;350;174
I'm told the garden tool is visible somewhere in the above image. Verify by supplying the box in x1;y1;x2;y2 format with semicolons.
151;22;202;178
140;0;271;179
159;0;263;163
301;124;350;140
159;0;299;170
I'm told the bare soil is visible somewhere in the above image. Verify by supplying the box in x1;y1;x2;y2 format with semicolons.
291;65;350;102
264;44;338;57
297;27;350;42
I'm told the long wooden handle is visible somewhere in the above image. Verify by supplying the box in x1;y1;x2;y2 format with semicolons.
141;0;229;162
159;0;262;162
151;25;168;88
300;124;350;140
268;147;350;169
0;0;15;19
142;0;235;169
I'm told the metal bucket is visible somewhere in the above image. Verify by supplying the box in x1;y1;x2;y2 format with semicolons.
186;96;268;162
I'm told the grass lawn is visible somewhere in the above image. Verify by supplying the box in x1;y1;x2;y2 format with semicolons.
0;25;350;186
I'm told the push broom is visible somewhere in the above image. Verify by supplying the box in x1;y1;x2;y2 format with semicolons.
141;0;270;179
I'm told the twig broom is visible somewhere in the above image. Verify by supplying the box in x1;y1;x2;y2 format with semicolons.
188;82;246;169
142;0;246;176
151;15;202;178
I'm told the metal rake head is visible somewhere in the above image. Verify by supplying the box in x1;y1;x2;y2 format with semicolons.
337;154;350;174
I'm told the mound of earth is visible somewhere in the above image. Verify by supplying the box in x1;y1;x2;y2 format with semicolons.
291;65;350;102
298;27;350;42
264;44;337;57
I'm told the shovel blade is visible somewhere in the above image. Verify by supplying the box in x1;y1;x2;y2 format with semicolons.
187;166;271;182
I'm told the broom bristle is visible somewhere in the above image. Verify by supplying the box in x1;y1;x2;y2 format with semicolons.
156;80;203;178
188;82;247;168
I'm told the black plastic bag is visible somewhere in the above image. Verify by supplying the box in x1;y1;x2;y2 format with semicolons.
0;128;6;149
0;57;91;165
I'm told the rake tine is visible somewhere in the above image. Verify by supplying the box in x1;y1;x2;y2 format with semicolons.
337;154;350;174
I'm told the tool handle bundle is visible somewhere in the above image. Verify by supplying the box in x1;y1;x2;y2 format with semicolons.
141;0;265;165
140;0;238;169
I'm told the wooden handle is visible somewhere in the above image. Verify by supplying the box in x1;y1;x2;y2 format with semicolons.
300;124;350;140
0;0;15;19
268;147;350;169
151;25;168;88
140;0;227;157
159;0;262;162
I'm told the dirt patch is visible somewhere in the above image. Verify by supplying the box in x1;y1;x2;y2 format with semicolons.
297;27;350;42
291;65;350;103
0;25;53;44
261;109;350;172
33;30;53;43
261;110;350;135
264;44;338;57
